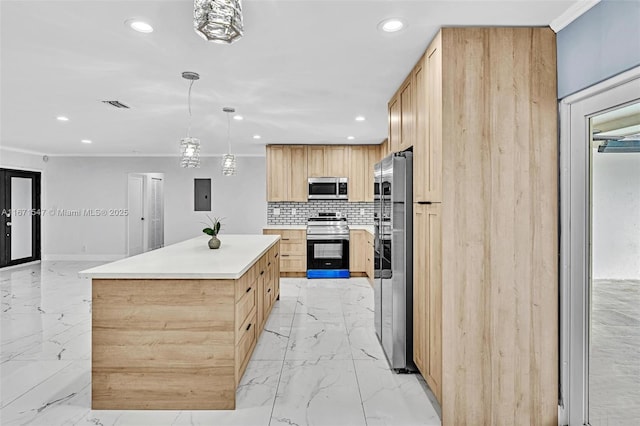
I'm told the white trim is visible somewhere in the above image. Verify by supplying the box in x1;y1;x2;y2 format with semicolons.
0;260;41;271
0;146;49;156
42;254;124;262
550;0;601;33
559;65;640;426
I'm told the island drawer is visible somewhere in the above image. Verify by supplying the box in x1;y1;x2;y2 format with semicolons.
235;311;257;384
236;266;258;301
235;286;256;340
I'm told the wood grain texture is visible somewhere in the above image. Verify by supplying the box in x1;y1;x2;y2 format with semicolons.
307;145;325;177
349;146;367;202
263;229;306;273
349;230;367;272
92;278;236;409
289;145;308;201
266;145;288;201
325;145;350;177
426;33;443;202
389;96;401;153
440;27;558;426
399;75;415;152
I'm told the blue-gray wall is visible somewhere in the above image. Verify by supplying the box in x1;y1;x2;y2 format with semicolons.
557;0;640;99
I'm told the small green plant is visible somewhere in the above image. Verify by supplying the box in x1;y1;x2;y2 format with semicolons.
201;215;223;237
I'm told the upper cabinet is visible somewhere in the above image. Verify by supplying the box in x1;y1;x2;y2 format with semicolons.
348;145;379;202
308;145;349;178
414;33;442;203
399;75;414;152
266;145;307;202
388;96;401;154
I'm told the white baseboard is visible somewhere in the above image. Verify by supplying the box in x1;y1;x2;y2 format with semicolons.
42;254;125;262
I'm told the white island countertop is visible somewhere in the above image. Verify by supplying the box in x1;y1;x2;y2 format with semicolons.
79;234;280;280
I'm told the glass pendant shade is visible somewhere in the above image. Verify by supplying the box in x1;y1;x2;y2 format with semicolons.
222;153;237;176
194;0;243;44
180;137;201;168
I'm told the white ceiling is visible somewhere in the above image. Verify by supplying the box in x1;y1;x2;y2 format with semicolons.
1;0;577;156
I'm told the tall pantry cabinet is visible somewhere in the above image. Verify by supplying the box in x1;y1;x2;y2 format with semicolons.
409;27;558;425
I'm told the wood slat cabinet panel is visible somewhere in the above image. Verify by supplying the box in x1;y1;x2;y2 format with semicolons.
366;230;374;284
399;75;415;152
348;146;366;202
325;145;349;177
365;145;380;202
235;311;257;386
349;230;367;272
388;97;401;154
266;145;288;201
425;33;442;202
263;229;307;273
307;146;325;177
413;203;442;402
289;145;308;201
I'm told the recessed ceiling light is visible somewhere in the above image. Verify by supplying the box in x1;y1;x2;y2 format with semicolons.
378;18;406;33
233;115;243;121
126;19;153;33
253;135;261;139
347;136;355;140
355;116;366;121
81;139;92;144
56;116;69;121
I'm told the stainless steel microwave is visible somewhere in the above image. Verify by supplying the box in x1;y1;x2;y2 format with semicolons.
308;177;348;200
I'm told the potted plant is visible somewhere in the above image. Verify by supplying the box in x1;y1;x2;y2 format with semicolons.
202;215;223;249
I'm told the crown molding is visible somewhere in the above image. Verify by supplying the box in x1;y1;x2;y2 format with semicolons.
550;0;600;33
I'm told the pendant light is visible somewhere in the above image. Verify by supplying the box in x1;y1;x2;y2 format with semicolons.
194;0;244;44
179;71;201;168
222;107;237;176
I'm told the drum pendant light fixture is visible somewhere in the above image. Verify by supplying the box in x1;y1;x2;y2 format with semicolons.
221;107;237;176
179;71;201;168
194;0;244;44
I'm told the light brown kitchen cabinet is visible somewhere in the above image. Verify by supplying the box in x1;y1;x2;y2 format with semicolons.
380;138;390;159
307;145;325;178
349;145;380;202
266;145;287;201
266;145;307;202
325;146;349;177
365;230;374;284
365;145;380;201
263;229;306;275
349;230;367;273
425;33;442;202
388;96;401;154
413;203;442;402
399;76;414;152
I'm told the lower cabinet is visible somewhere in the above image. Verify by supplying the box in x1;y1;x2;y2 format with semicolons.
349;230;368;273
263;229;306;274
235;242;280;384
366;231;374;284
413;203;442;402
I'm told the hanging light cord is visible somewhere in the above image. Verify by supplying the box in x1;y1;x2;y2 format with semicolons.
226;112;232;154
186;80;195;137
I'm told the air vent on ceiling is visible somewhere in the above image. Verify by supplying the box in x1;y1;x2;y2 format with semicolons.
101;100;130;109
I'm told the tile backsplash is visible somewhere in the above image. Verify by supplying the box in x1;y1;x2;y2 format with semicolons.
267;200;374;225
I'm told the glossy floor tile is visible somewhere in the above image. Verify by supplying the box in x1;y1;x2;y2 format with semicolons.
1;262;441;426
589;279;640;426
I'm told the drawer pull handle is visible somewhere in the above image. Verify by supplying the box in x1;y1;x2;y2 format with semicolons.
260;271;265;275
268;262;271;266
275;253;279;258
246;287;252;293
267;288;271;293
282;238;290;241
246;323;252;331
281;254;289;257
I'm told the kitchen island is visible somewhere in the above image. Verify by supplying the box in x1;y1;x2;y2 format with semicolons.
79;235;280;410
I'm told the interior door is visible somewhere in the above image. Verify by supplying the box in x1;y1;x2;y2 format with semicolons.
148;177;164;250
0;168;41;267
127;174;145;256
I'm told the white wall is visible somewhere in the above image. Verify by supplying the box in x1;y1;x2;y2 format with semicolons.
2;154;266;260
592;151;640;279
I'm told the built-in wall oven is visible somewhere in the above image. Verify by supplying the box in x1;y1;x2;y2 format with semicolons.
306;213;350;279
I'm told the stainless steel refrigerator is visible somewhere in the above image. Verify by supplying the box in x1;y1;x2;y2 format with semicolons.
373;151;414;372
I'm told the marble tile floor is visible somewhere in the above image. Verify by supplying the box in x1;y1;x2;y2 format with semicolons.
589;279;640;426
1;261;441;426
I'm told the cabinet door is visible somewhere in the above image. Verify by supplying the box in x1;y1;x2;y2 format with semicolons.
389;97;401;154
325;146;349;177
413;55;428;202
413;203;442;402
307;146;326;177
289;145;308;201
399;76;414;151
348;146;366;202
349;230;367;272
365;145;379;202
426;33;442;202
257;259;266;332
266;146;288;201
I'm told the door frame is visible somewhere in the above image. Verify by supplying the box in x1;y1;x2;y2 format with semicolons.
0;168;42;267
559;65;640;426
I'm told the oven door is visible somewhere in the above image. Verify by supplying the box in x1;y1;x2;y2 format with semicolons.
307;236;349;270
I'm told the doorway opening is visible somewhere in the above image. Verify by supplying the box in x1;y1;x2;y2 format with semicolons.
127;173;164;257
560;66;640;426
0;168;41;268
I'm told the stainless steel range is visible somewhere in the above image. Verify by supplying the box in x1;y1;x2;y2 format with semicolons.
306;212;350;279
